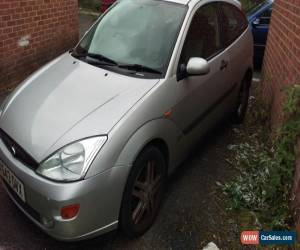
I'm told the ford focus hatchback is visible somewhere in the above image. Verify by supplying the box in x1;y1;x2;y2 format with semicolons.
0;0;253;241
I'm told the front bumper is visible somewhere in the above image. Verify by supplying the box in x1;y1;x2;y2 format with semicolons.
0;139;129;241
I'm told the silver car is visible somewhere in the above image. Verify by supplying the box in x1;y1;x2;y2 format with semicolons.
0;0;253;241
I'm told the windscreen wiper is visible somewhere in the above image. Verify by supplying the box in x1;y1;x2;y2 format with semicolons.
72;51;118;66
118;64;162;75
72;52;162;74
86;53;118;66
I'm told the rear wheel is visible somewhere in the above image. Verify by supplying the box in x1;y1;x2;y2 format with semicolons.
231;77;251;124
120;146;167;238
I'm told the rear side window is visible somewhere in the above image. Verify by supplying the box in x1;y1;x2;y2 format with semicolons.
219;3;248;46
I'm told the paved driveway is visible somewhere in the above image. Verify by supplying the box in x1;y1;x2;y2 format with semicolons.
79;13;98;38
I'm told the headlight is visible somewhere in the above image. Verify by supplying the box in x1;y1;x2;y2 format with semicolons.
36;136;107;182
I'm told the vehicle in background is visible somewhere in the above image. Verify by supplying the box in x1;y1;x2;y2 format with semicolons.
247;0;273;66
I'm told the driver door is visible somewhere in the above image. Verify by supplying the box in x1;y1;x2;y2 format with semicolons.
172;3;232;138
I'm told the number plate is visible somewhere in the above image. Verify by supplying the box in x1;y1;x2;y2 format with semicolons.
0;163;26;202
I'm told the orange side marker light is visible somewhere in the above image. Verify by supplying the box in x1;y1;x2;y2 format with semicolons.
164;110;172;118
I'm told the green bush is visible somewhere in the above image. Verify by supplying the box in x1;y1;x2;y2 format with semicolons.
223;84;300;230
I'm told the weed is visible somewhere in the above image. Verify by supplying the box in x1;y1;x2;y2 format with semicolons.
223;84;300;230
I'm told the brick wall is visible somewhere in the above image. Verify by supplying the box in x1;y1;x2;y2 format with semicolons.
0;0;79;94
262;0;300;127
261;0;300;234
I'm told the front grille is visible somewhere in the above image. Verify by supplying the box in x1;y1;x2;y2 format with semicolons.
3;180;41;223
0;129;39;170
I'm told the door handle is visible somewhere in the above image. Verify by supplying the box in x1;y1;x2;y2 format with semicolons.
220;60;228;70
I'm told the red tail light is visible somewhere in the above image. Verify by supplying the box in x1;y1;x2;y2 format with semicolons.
61;204;80;219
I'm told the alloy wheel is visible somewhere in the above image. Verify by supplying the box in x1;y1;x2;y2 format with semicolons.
131;160;163;225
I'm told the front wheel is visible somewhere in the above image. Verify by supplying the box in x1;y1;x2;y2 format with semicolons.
231;78;251;124
119;146;167;238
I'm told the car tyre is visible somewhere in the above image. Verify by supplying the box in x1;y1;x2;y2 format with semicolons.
231;77;251;124
120;145;167;238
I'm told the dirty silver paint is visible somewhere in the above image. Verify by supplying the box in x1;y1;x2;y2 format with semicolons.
0;0;252;241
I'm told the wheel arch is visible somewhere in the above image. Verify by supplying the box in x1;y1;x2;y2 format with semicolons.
114;118;181;172
138;138;169;170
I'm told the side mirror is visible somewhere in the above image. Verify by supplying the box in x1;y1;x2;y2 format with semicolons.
252;18;260;27
186;57;210;76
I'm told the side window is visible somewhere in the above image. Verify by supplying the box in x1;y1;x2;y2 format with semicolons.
179;3;222;65
220;3;248;46
259;8;272;25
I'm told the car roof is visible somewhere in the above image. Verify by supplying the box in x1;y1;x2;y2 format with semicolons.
164;0;241;9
